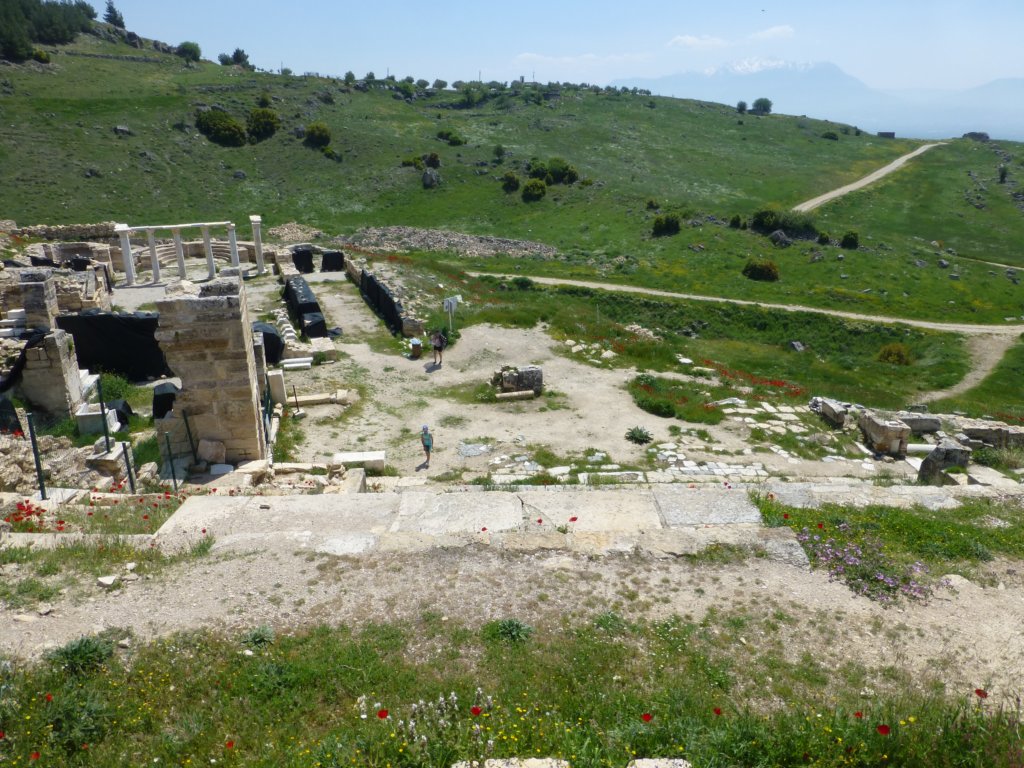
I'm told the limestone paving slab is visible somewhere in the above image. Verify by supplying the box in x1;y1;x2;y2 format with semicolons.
393;492;523;535
653;486;761;527
512;488;662;532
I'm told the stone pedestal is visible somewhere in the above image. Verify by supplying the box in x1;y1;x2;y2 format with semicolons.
10;270;59;330
155;278;266;464
858;411;911;457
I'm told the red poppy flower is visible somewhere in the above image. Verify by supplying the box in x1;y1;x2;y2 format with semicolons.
853;711;863;719
713;707;723;716
142;514;149;520
0;730;5;739
225;740;234;749
641;712;653;722
536;518;543;524
45;693;53;702
817;523;824;529
87;511;93;516
975;688;988;699
377;709;389;719
201;528;207;534
481;527;487;532
471;706;482;716
31;752;40;760
783;513;790;519
569;516;578;522
81;744;88;750
876;724;890;736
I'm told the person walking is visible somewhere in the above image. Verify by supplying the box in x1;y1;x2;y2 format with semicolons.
420;425;433;466
430;330;445;365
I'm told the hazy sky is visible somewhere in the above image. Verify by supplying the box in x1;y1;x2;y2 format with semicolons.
112;0;1022;91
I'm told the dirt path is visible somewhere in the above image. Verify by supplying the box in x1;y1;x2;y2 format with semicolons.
470;274;1022;403
792;143;947;213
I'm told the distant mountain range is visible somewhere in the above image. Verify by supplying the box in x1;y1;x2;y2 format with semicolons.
614;61;1024;142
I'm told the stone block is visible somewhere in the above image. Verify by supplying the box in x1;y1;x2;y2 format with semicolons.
197;438;226;464
918;439;971;485
894;411;941;434
819;398;848;428
858;411;911;456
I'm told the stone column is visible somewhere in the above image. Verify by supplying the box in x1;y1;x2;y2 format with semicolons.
115;224;135;286
249;215;265;275
154;278;267;463
19;329;84;417
227;223;240;268
173;228;186;278
202;226;215;280
146;228;160;284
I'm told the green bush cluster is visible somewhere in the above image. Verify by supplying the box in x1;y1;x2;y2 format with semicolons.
821;131;839;141
841;230;860;249
436;129;465;146
527;156;578;185
195;108;246;147
402;155;425;170
742;259;780;282
501;171;520;192
246;108;280;142
877;342;911;365
303;121;331;148
751;206;818;239
628;374;726;424
652;214;681;237
521;178;546;202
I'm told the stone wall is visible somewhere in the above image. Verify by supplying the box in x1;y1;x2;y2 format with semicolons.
10;222;119;241
18;329;84;417
0;270;58;330
154;278;266;464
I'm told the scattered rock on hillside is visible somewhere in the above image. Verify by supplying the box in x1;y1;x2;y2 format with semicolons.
422;169;441;189
113;125;133;136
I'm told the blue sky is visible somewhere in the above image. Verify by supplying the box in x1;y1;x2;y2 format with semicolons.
112;0;1023;91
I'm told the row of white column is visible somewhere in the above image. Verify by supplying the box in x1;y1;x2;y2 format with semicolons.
114;215;265;286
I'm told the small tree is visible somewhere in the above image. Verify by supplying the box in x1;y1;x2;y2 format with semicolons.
432;79;447;90
652;214;681;237
840;231;859;249
176;41;201;63
999;165;1008;183
344;71;355;85
217;53;232;66
104;0;124;29
304;121;331;148
751;97;773;115
231;48;250;68
736;100;747;114
742;259;780;282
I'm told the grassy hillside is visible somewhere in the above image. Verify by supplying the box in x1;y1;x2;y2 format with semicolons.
2;31;1024;323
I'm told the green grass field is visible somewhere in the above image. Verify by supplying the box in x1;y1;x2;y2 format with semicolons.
4;32;1024;324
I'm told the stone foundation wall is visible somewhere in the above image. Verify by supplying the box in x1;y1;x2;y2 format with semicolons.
11;222;119;241
0;270;58;330
154;278;266;464
18;329;84;417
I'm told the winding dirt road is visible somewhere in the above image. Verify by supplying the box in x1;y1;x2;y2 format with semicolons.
792;143;946;212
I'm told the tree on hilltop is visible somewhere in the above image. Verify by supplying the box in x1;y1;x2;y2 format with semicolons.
751;97;773;115
104;1;125;29
736;100;747;114
176;41;201;63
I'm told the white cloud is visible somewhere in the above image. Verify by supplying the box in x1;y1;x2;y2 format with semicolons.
723;57;794;74
667;34;728;50
750;25;795;41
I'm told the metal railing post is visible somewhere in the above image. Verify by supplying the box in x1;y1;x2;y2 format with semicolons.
26;412;47;501
164;432;178;492
121;441;136;494
97;377;111;452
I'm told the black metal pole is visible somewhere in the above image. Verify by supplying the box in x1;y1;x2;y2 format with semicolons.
181;409;198;463
121;441;136;493
97;377;111;452
164;432;178;492
26;412;47;501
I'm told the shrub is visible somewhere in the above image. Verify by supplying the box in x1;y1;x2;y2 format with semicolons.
511;276;534;290
176;41;201;63
840;230;859;249
303;121;331;148
521;178;546;202
436;129;465;146
424;152;441;168
751;207;818;239
31;48;50;63
47;635;114;675
402;155;425;170
877;342;912;365
736;100;747;114
493;144;506;161
257;92;271;107
195;108;246;147
742;259;780;282
246;108;280;142
635;395;675;418
652;214;681;237
729;214;742;228
501;171;520;192
817;232;830;245
625;425;653;444
821;131;839;141
527;158;548;180
482;618;533;644
646;199;659;211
